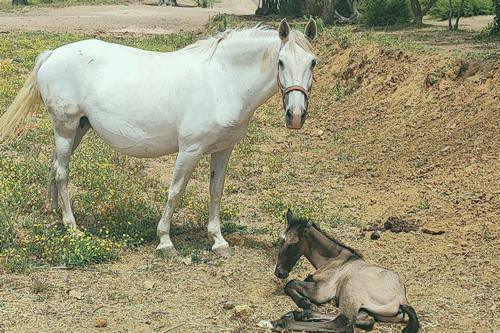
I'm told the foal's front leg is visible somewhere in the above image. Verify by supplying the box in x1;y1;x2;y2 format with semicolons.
207;147;233;257
156;149;202;255
285;279;322;310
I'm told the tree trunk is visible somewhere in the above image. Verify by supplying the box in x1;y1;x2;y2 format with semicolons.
12;0;28;5
447;0;453;30
410;0;438;26
453;0;465;30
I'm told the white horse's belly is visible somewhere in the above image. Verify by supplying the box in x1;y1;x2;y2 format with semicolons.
88;112;179;158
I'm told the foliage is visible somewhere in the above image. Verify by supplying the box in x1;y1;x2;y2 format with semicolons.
195;0;213;8
494;0;500;34
359;0;412;26
427;0;493;19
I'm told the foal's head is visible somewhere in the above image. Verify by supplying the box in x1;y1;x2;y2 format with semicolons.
277;19;318;130
274;209;312;279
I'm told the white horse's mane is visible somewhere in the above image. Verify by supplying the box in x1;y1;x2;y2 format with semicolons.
183;25;314;62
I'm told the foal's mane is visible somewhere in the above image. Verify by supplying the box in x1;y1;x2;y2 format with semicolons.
289;216;363;259
182;25;314;62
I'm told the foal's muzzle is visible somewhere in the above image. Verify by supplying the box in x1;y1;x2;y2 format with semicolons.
274;266;289;279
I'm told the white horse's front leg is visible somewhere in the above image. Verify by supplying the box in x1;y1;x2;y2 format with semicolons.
208;147;233;257
156;149;202;255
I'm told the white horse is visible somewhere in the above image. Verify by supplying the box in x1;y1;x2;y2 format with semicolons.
0;19;318;257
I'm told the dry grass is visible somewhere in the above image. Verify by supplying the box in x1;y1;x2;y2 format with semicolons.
0;23;499;333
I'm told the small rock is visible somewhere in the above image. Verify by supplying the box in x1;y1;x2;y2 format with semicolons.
317;130;324;137
95;318;108;328
181;257;192;266
222;301;235;310
258;320;274;329
144;280;155;290
370;230;380;240
68;290;84;300
234;304;254;318
226;233;245;247
422;227;445;235
490;304;497;311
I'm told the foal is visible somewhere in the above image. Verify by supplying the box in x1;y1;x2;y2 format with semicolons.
273;210;419;333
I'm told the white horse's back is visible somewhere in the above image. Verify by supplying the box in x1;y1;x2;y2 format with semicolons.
37;39;198;157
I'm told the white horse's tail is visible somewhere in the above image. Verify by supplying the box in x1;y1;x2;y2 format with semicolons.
0;50;52;141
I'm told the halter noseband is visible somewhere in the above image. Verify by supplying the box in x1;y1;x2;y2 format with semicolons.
277;66;311;110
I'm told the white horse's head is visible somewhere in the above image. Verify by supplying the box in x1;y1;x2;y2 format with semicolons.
277;18;318;129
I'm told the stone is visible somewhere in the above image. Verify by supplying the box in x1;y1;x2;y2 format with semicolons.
422;227;445;235
370;230;380;240
144;280;155;290
222;301;235;310
234;304;254;318
95;318;108;328
68;290;84;300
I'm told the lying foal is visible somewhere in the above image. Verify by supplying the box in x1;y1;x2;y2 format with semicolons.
273;210;419;333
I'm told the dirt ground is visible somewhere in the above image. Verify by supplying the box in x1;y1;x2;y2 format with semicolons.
0;6;499;333
423;15;495;31
0;0;256;34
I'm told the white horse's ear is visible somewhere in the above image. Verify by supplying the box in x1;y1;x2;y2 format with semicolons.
286;209;293;225
304;18;317;41
279;18;290;41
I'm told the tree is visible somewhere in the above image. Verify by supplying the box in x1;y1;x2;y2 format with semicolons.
12;0;28;5
447;0;465;30
492;0;500;35
409;0;438;25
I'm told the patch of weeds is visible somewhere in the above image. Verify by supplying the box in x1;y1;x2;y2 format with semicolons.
26;225;121;267
30;278;52;294
334;78;359;102
2;249;30;274
328;27;353;49
222;221;248;234
416;198;430;211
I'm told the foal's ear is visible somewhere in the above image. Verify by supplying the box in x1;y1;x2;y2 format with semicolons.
279;18;290;41
304;18;317;41
286;208;293;226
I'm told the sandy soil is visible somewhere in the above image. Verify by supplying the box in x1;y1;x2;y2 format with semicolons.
0;0;256;34
423;15;495;31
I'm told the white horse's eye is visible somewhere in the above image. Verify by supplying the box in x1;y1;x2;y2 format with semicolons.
311;60;317;69
278;60;284;68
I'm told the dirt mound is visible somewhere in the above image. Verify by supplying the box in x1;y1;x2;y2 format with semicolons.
297;35;499;331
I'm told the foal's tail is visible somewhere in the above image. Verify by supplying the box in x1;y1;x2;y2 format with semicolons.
0;50;52;141
401;304;420;333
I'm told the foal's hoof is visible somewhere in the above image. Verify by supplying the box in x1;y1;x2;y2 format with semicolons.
212;244;233;258
156;244;179;258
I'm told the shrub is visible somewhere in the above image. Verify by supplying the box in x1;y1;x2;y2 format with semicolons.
493;0;500;34
360;0;412;26
428;0;493;19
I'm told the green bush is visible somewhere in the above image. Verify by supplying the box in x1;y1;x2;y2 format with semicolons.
360;0;412;26
428;0;493;19
493;0;500;34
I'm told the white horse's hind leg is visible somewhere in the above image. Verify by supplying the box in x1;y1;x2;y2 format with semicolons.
48;104;83;228
208;147;233;257
45;119;89;214
157;149;202;255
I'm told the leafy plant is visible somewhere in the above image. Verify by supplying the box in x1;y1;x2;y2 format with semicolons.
427;0;493;19
360;0;412;26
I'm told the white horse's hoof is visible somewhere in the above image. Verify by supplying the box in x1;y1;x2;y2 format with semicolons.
212;243;233;258
156;243;179;257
